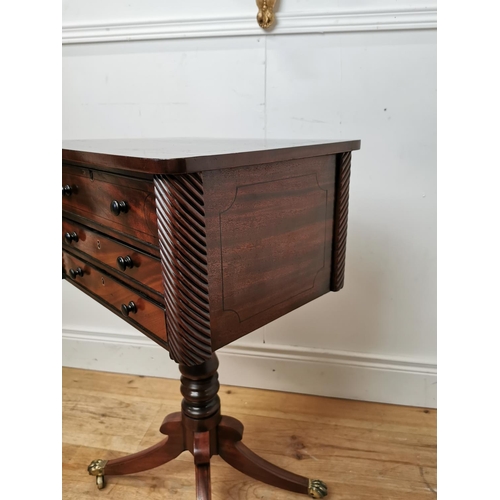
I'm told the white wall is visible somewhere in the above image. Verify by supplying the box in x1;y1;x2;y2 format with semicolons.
62;0;437;407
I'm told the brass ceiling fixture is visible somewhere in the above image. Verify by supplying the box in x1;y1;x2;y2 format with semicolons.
256;0;277;29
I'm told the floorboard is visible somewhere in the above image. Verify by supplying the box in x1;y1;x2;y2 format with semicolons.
62;367;437;499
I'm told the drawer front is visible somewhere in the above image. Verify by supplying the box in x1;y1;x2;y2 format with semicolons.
62;219;163;295
62;165;158;245
62;251;167;342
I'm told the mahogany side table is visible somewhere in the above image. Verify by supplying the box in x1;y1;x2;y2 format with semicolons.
62;138;360;499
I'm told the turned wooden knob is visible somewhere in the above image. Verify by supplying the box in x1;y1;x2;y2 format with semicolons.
69;267;84;279
64;231;78;244
117;255;134;271
110;200;129;216
121;301;137;316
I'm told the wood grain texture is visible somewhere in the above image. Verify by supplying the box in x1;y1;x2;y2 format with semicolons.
195;463;211;500
203;156;336;350
62;164;158;246
179;355;220;426
219;174;327;322
62;138;361;175
154;173;212;366
62;210;161;258
62;250;167;343
331;152;352;291
104;435;184;476
62;141;360;365
194;432;212;500
62;368;436;500
218;415;309;495
101;413;185;477
62;218;163;298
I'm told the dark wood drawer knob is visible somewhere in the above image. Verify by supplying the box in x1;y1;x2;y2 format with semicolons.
110;200;129;216
121;301;137;317
117;255;134;271
62;185;72;196
69;267;84;279
64;231;79;244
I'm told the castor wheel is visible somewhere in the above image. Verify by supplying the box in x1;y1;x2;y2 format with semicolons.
308;479;328;498
88;459;108;490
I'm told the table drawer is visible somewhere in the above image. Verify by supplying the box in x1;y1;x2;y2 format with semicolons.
62;251;167;342
62;165;158;245
62;218;163;295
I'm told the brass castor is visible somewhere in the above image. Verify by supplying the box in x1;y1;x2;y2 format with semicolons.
96;475;105;490
88;459;108;490
308;479;328;498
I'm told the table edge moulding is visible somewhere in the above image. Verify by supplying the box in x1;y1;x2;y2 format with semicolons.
62;138;361;499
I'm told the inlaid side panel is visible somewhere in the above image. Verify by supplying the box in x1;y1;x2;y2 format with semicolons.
220;174;328;322
154;174;212;366
331;152;352;291
203;156;337;350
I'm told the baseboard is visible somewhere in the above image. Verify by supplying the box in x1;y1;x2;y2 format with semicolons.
62;328;436;408
62;8;437;44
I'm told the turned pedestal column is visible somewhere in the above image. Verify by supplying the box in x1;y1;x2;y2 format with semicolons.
88;355;327;499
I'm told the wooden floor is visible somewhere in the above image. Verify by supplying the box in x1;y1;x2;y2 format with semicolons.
62;367;436;499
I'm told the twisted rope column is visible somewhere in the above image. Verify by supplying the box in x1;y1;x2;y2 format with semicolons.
331;152;352;291
154;173;212;365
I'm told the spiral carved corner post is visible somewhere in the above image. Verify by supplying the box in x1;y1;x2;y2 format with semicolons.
331;152;352;292
154;172;213;366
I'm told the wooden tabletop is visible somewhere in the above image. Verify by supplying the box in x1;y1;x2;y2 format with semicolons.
62;138;361;175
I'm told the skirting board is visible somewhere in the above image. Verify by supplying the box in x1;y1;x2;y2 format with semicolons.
62;329;437;408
